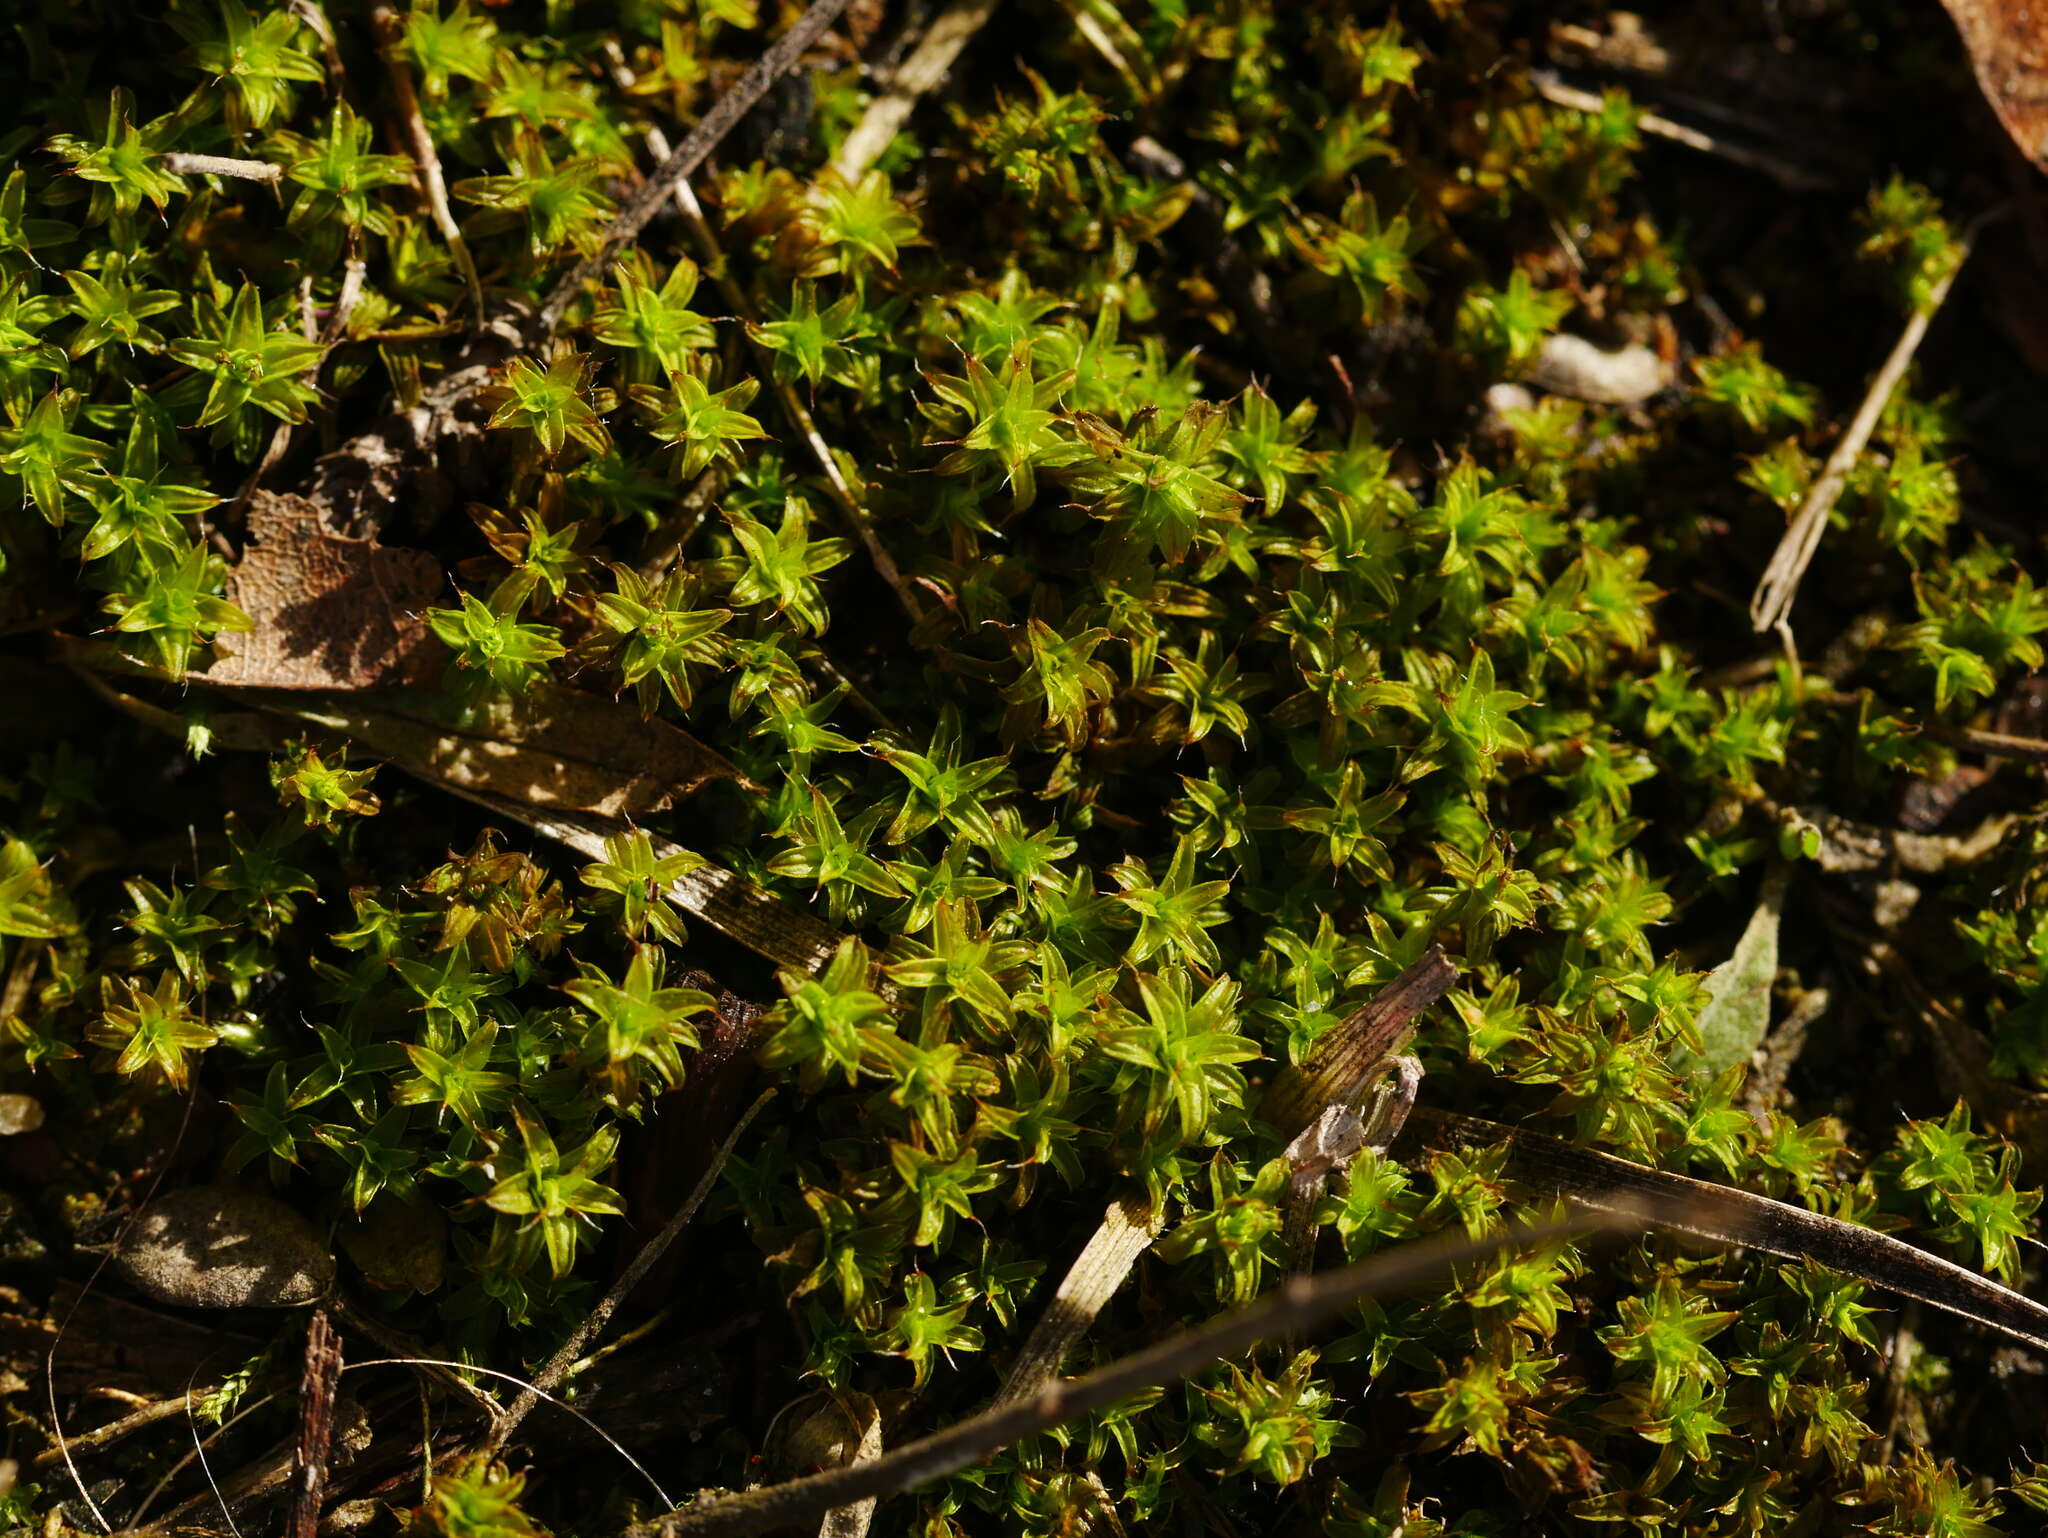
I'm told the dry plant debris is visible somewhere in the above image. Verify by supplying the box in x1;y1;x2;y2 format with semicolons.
7;1;2048;1536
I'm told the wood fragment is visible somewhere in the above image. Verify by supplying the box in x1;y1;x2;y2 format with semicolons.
994;949;1458;1406
288;1307;344;1538
817;1393;883;1538
1260;945;1458;1139
1749;220;1981;635
832;0;1002;181
537;0;857;335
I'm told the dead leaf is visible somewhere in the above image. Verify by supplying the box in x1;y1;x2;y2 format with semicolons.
1939;0;2048;164
1691;864;1788;1077
239;680;745;816
206;490;445;689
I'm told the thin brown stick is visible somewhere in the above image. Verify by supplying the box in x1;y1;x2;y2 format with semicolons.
483;1089;777;1456
1949;725;2048;764
1750;216;1987;634
630;1212;1631;1538
161;153;283;185
832;0;1002;181
536;0;856;335
27;1393;209;1471
659;173;925;626
370;5;483;316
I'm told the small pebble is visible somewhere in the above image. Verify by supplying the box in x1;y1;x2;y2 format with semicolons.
110;1185;334;1309
0;1095;44;1136
1525;333;1674;405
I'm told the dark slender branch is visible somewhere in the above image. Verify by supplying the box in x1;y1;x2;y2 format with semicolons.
1949;725;2048;764
535;0;855;334
484;1089;777;1455
632;1212;1632;1537
1407;1107;2048;1353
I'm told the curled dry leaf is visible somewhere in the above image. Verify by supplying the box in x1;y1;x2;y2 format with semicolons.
110;1185;335;1309
1938;0;2048;164
206;491;445;689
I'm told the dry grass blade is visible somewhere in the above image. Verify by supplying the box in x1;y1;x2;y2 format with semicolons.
991;1192;1163;1405
1410;1107;2048;1352
1749;214;1987;635
633;1212;1635;1538
345;1359;672;1508
485;1090;775;1455
537;0;855;334
832;0;1003;182
1530;71;1833;191
436;784;846;974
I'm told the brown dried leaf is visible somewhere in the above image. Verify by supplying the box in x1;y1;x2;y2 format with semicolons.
245;681;745;816
206;491;445;689
1939;0;2048;164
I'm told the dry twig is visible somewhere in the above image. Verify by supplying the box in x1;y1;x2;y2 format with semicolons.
161;153;283;185
536;0;856;335
632;1213;1630;1537
1750;214;1988;635
370;5;483;315
1530;71;1832;191
484;1089;776;1455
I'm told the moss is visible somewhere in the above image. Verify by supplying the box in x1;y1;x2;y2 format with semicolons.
3;1;2046;1534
